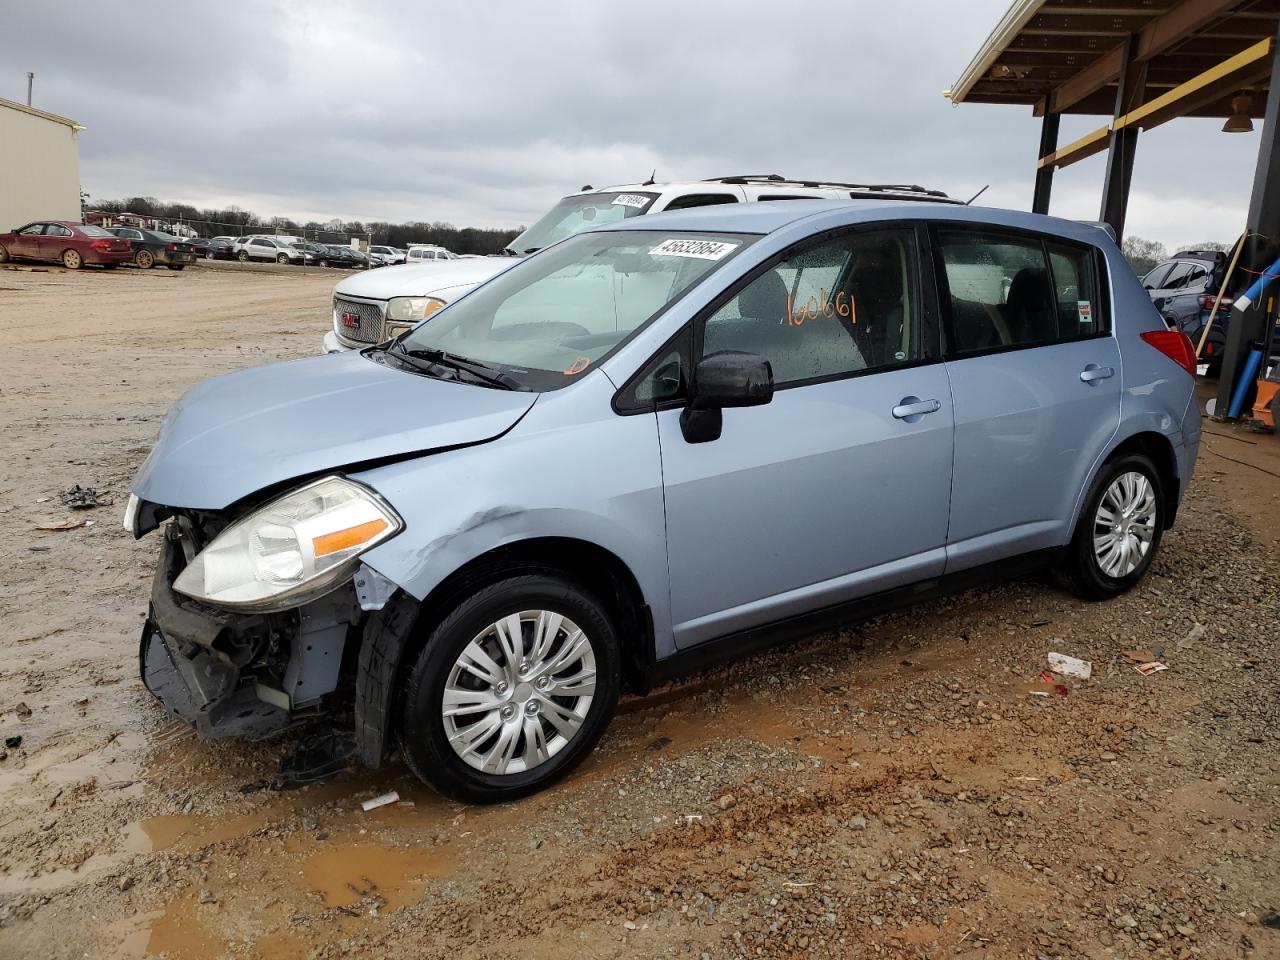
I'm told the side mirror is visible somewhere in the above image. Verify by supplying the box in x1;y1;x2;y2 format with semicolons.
680;351;773;443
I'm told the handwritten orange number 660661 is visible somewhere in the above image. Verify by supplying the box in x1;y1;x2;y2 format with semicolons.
784;289;856;327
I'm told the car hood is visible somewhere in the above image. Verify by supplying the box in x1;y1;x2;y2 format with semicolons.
334;257;518;301
131;350;537;510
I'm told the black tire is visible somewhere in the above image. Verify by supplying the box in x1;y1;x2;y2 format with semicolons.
61;249;82;270
135;249;155;269
276;253;289;264
237;250;249;262
0;244;9;263
1058;453;1164;600
102;263;118;270
399;573;621;803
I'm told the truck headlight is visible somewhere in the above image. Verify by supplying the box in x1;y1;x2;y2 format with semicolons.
173;476;402;612
386;296;446;323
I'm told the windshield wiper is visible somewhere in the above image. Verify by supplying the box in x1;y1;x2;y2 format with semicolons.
393;343;521;390
521;246;542;255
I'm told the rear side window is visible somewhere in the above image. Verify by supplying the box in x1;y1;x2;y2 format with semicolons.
701;228;922;386
47;225;73;238
937;228;1101;354
663;194;739;211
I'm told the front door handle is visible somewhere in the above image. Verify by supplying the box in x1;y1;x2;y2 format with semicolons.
892;397;941;421
1079;364;1115;383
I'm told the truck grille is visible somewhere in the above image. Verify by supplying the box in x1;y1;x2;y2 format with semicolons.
332;296;385;344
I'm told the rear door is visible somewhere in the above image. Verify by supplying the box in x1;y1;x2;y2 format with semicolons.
653;224;954;648
934;225;1120;570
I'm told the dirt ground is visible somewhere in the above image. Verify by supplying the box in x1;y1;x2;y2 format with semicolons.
0;262;1277;960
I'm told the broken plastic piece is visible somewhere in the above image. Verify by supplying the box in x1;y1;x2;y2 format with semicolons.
1047;652;1092;680
1135;661;1168;676
361;790;399;812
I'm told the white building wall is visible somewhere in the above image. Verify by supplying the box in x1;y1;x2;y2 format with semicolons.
0;102;82;229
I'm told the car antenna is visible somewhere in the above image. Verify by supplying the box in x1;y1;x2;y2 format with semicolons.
642;169;656;186
964;184;990;205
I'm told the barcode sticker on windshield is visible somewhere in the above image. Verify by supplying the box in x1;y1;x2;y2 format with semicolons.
650;238;738;260
612;194;650;208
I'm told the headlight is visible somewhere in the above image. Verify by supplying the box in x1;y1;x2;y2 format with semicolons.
386;296;446;323
173;476;402;612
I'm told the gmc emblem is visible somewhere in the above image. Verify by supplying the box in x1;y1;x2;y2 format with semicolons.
340;311;360;329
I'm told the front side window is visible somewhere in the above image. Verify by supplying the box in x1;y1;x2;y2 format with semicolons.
507;192;658;255
399;230;753;391
701;228;922;386
938;228;1100;353
19;224;45;236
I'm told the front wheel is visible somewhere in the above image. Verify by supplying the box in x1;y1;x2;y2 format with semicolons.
1059;453;1164;600
237;250;249;262
276;253;289;264
62;249;83;270
399;574;620;803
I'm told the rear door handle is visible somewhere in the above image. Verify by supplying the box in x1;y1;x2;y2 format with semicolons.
1079;364;1115;383
892;397;942;420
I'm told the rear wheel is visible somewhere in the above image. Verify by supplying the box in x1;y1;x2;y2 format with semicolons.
62;249;82;270
276;253;290;264
237;250;249;262
399;573;620;803
1059;453;1164;600
135;249;155;269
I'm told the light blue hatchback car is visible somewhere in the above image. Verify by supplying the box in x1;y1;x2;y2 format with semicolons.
127;200;1201;801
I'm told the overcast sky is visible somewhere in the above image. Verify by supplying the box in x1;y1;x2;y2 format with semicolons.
2;1;1263;249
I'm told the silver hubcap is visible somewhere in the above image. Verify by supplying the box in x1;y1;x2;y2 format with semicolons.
1093;471;1157;578
442;610;596;775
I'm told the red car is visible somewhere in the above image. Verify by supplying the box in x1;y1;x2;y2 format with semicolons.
0;220;133;270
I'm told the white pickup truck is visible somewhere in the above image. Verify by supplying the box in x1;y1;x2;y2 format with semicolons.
322;175;958;352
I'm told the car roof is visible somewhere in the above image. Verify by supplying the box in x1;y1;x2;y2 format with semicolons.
601;199;1112;246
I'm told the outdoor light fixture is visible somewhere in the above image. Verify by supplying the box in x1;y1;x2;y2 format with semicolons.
1223;94;1255;133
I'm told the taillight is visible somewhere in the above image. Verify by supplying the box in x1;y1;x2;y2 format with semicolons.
167;243;177;251
90;239;111;251
1141;330;1197;377
1200;293;1233;311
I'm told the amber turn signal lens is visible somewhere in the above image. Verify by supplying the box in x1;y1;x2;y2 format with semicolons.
312;518;389;557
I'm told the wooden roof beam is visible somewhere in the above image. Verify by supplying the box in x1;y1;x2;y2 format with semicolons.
1045;0;1243;113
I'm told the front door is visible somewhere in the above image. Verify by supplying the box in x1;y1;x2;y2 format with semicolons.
656;226;954;648
934;225;1121;570
10;223;46;259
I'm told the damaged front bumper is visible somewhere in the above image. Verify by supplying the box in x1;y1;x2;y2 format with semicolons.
140;527;414;765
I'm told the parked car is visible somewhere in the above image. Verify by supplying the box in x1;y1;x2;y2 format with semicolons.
368;245;406;266
324;175;961;352
0;220;133;269
289;240;333;266
206;237;238;260
127;201;1200;802
107;227;198;270
322;245;366;268
187;238;211;258
406;244;457;264
234;235;309;265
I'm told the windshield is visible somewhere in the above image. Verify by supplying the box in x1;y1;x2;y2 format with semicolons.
507;192;658;255
397;230;753;391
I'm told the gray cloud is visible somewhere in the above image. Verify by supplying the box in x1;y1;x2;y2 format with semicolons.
1;0;1261;248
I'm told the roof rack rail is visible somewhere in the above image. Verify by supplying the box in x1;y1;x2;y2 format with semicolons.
705;174;949;198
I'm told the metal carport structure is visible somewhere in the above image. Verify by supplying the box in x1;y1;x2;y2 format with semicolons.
946;0;1280;418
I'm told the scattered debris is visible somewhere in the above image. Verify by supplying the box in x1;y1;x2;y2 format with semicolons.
1178;623;1206;649
646;736;671;751
1135;661;1169;676
1124;649;1157;663
1261;912;1280;930
4;735;21;749
273;730;356;790
61;485;111;509
27;545;50;552
716;793;737;810
1030;618;1051;627
34;518;87;531
14;702;32;719
1047;652;1092;680
361;791;399;812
